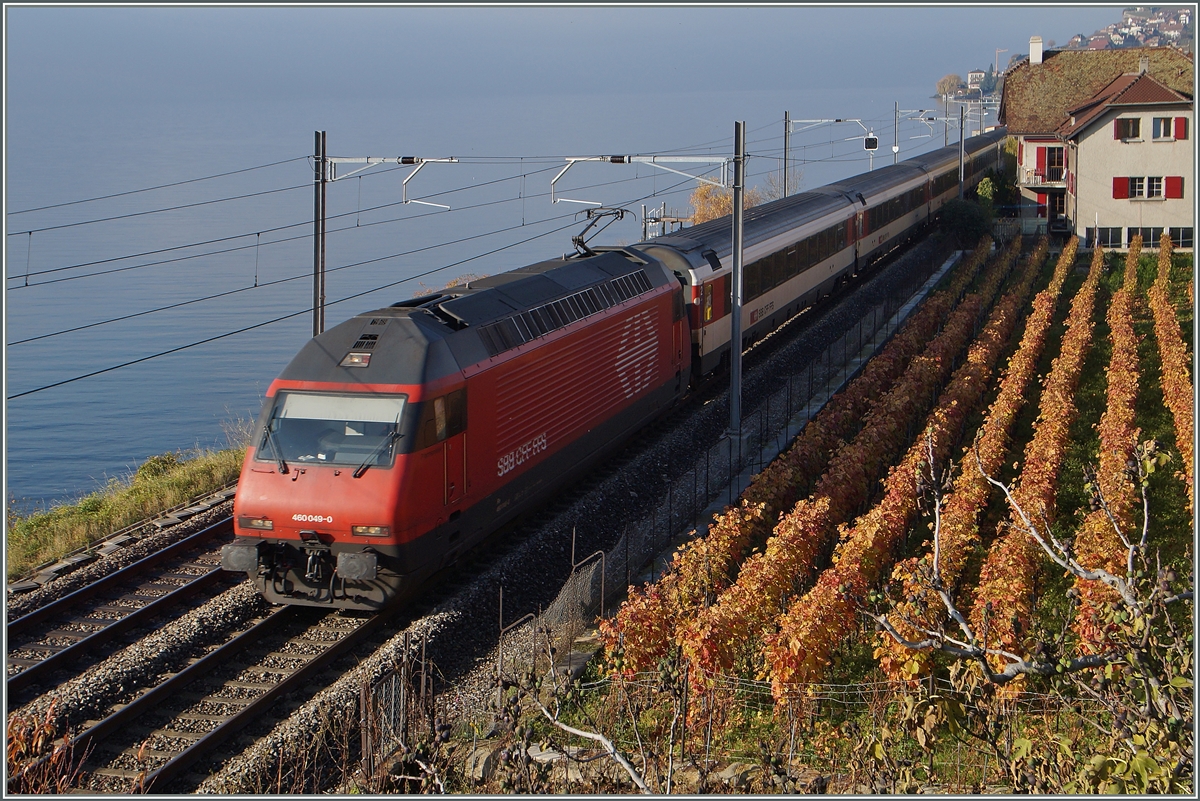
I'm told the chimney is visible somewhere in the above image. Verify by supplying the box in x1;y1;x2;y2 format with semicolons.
1139;56;1149;74
1030;35;1043;65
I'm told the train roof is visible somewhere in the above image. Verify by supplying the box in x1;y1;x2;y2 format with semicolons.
434;248;653;328
662;189;852;264
275;248;672;388
639;127;1007;267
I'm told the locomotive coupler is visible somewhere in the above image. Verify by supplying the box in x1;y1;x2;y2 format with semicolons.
304;549;328;582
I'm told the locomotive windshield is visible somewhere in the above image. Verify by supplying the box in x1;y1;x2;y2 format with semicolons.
257;391;407;468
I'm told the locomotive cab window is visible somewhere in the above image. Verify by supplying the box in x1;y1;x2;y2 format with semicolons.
257;391;407;468
414;389;467;450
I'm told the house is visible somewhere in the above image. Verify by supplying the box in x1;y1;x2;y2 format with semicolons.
968;69;986;89
998;38;1193;248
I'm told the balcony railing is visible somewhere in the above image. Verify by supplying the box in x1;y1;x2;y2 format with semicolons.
1019;165;1065;186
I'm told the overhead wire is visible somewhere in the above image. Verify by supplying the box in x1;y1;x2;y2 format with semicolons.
5;216;581;401
6;164;563;284
10;156;705;289
6;156;310;215
7;171;703;400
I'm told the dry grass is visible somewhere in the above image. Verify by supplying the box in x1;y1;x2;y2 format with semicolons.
5;418;254;581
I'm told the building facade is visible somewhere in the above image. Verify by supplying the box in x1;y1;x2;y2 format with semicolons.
1061;72;1193;247
999;39;1193;248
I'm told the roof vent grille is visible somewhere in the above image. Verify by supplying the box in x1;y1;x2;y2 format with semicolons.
477;270;654;357
352;333;380;350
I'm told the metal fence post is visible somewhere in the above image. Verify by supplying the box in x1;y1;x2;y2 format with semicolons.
360;680;373;787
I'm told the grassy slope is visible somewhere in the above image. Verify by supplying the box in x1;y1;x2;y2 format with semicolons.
6;446;246;581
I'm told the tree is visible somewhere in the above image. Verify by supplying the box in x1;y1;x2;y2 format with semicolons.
688;183;765;225
865;439;1194;793
763;168;802;202
936;73;964;98
936;74;965;125
980;65;998;95
940;198;992;247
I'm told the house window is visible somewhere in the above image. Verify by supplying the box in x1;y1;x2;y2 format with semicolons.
1129;227;1164;247
1153;118;1174;139
1089;227;1123;248
1129;177;1145;198
1147;177;1163;198
1168;227;1194;248
1114;117;1141;140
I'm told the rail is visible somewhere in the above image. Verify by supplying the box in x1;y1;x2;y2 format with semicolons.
7;518;236;694
21;605;389;793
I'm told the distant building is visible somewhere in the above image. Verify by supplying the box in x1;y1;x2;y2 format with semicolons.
999;39;1194;247
1089;35;1113;50
967;69;986;89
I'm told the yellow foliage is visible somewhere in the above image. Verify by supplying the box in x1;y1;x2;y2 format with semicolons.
689;183;765;225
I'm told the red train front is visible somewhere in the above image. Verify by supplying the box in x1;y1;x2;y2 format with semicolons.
222;247;688;610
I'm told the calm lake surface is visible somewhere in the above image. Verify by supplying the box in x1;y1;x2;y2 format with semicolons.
4;84;986;509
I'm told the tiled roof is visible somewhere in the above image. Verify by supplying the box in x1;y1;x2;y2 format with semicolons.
999;46;1193;134
1057;71;1192;138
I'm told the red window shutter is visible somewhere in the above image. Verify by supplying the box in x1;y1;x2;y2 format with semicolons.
1175;117;1188;140
1036;192;1047;217
1165;176;1184;199
1114;120;1122;139
1113;177;1129;199
1035;147;1047;176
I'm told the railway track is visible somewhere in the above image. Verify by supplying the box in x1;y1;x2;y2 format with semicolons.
6;518;238;696
35;604;387;793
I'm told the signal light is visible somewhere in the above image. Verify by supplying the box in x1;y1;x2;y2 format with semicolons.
864;136;879;151
238;516;274;531
352;525;390;537
341;352;371;367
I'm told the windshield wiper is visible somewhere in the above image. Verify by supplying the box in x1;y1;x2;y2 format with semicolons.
263;425;289;474
352;430;402;478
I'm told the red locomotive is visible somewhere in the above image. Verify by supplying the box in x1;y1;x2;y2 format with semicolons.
223;129;1007;610
223;248;688;609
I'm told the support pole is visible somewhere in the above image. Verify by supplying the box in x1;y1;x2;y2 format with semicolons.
783;110;791;196
313;130;327;337
729;121;745;436
958;108;965;200
893;102;899;165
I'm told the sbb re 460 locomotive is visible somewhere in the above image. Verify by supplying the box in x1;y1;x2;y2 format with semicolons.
222;128;1007;610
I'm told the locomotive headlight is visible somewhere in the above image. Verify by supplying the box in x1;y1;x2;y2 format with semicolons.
238;516;274;531
352;525;390;537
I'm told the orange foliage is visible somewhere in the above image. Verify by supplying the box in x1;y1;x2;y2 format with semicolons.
968;244;1105;683
601;238;995;674
764;237;1045;692
1148;233;1193;511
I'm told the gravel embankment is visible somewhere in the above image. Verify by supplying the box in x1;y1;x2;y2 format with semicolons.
12;579;270;734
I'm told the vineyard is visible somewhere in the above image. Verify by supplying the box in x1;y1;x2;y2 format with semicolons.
578;234;1194;793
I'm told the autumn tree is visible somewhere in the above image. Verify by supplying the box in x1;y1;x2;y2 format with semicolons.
936;73;964;120
689;182;765;225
